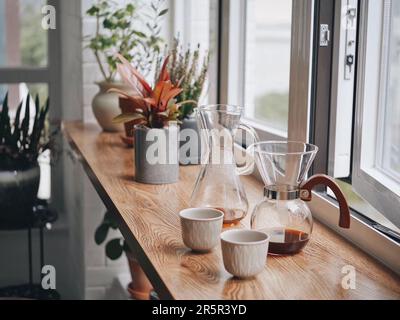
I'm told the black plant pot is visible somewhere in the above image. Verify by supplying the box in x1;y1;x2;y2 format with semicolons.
0;162;40;230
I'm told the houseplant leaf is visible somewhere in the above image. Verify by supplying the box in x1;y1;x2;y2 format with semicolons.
105;238;124;260
0;92;9;142
112;113;145;124
116;53;153;95
11;100;24;149
21;94;30;148
94;223;109;245
158;9;168;17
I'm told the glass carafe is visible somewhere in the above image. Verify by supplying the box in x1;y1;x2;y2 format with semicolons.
189;105;259;225
250;141;350;255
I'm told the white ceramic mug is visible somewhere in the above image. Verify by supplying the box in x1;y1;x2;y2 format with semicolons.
221;229;269;278
179;208;224;252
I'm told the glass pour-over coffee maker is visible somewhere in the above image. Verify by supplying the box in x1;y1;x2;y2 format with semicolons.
250;141;350;255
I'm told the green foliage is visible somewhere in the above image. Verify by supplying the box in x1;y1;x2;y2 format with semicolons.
86;0;168;82
0;92;51;169
21;0;47;67
155;37;210;120
94;211;129;260
254;92;289;132
106;239;125;260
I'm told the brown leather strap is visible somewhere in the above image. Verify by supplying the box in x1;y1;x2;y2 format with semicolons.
300;174;351;229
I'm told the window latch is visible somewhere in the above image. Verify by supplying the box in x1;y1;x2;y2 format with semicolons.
344;5;358;80
320;24;330;47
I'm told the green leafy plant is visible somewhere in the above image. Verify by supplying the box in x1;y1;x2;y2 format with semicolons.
86;0;168;82
95;211;129;260
111;54;195;128
0;92;51;170
155;37;210;120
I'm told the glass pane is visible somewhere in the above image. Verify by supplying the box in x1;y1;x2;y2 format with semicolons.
244;0;292;132
0;83;48;117
0;0;48;67
380;2;400;182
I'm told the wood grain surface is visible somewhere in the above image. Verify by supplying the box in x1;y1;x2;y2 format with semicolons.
64;121;400;300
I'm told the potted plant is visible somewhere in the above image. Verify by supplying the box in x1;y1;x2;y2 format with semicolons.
95;211;153;300
0;93;51;229
112;54;194;184
86;0;168;132
155;37;210;165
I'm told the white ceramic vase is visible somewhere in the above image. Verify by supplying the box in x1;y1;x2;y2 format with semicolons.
91;81;131;132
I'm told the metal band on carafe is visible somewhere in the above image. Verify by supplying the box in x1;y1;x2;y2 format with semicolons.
264;186;300;201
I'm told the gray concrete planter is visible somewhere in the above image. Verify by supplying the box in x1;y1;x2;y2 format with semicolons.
179;116;202;165
134;125;179;184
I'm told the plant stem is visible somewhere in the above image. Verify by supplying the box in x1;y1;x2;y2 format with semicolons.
95;11;108;82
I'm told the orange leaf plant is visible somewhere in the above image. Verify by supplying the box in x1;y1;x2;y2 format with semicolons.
112;54;196;128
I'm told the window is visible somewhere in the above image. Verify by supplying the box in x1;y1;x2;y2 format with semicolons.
376;1;400;183
351;0;400;229
0;0;48;68
219;0;399;270
0;0;60;201
244;0;292;133
310;0;399;255
219;0;293;138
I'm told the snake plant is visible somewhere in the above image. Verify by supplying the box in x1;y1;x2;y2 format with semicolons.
0;92;50;169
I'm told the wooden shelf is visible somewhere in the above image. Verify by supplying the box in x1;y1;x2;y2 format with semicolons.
64;121;400;300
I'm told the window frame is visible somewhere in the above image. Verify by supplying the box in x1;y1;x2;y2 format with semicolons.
310;0;400;273
352;0;400;228
218;0;400;273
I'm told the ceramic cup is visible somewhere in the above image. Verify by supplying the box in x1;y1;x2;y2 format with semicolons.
221;229;269;278
179;208;224;252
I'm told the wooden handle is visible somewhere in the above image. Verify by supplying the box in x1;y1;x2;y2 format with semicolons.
300;174;351;229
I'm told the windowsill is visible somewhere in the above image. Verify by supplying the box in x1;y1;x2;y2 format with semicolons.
335;180;400;234
241;117;288;140
362;166;400;198
309;191;400;274
234;137;400;274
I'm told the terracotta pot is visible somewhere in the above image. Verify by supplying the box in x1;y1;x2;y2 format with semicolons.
92;81;132;132
125;250;153;300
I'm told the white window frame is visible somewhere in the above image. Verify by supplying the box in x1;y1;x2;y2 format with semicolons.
328;0;358;179
219;0;400;273
352;0;400;228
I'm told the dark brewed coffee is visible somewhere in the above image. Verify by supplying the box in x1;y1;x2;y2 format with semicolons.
267;228;309;255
